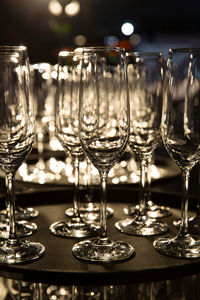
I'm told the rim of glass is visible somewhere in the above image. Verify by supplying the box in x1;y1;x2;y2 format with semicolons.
81;46;125;50
127;51;162;57
77;46;126;54
0;45;27;51
59;50;81;57
169;48;200;53
59;47;126;57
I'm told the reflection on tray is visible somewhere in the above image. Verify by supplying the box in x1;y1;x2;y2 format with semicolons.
15;150;180;186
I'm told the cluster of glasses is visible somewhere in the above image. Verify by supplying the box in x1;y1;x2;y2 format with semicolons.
49;47;135;262
1;45;200;267
47;46;200;262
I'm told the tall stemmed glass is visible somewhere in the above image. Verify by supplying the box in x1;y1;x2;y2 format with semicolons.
153;48;200;258
0;46;38;239
123;53;171;219
115;52;168;236
0;45;39;221
72;47;135;262
49;51;99;238
30;62;56;183
0;51;45;263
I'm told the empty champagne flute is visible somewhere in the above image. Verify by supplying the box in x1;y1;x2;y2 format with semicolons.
115;52;168;236
123;52;171;219
30;62;56;183
49;51;99;238
0;50;45;263
153;48;200;258
0;46;39;239
0;45;39;222
72;47;135;262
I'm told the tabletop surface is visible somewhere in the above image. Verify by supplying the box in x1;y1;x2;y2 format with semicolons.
0;188;199;286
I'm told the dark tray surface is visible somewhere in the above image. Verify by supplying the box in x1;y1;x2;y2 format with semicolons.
0;189;199;286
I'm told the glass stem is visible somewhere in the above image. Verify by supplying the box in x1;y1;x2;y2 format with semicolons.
6;173;18;241
85;158;93;204
99;172;108;240
179;170;190;236
72;157;80;218
147;155;152;204
37;127;45;169
5;176;9;217
138;155;148;216
195;165;200;217
32;283;43;300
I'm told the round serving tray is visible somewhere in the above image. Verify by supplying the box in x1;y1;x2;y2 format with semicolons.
0;188;199;286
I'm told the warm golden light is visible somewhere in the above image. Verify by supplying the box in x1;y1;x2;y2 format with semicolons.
48;0;63;16
64;1;80;17
74;35;86;46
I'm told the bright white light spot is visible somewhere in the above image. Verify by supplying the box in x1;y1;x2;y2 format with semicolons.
120;175;128;182
51;70;57;79
112;177;119;184
48;0;63;16
74;35;86;46
65;1;80;16
120;160;127;167
121;22;134;36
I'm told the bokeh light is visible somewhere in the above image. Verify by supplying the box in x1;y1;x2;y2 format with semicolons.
48;0;63;16
65;1;80;17
104;35;118;46
74;35;86;46
121;22;134;36
129;33;141;45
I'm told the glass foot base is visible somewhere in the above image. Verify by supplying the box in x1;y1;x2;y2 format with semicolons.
0;207;39;221
15;207;39;220
65;205;114;221
72;238;135;262
0;220;37;239
153;235;200;258
0;239;45;264
124;203;171;219
115;218;168;236
49;220;99;238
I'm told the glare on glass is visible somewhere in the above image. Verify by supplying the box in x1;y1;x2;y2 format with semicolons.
72;47;135;262
153;48;200;258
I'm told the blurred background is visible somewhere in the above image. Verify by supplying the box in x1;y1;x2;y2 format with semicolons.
1;0;200;64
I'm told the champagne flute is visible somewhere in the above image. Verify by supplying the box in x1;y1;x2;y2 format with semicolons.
123;52;171;219
30;62;56;183
0;46;38;238
72;47;135;262
0;51;45;263
0;45;39;221
49;51;99;238
115;52;168;236
153;48;200;258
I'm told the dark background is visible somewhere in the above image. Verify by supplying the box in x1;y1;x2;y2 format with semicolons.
0;0;200;63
